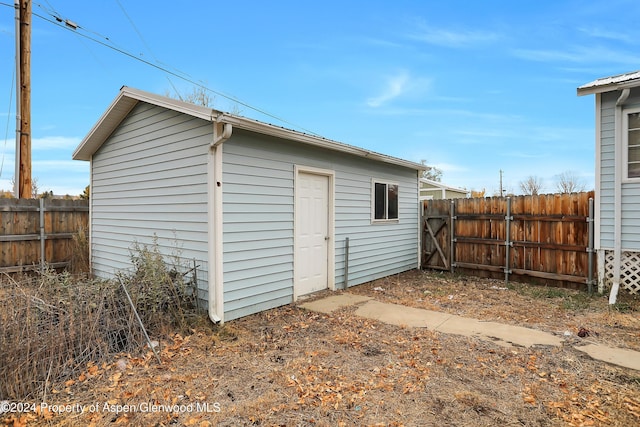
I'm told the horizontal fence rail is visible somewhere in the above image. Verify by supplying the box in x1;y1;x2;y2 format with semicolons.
421;192;596;289
0;198;89;272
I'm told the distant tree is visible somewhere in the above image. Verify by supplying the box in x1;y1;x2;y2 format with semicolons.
165;85;215;107
10;175;40;198
519;176;544;195
28;177;41;199
471;188;486;198
0;190;13;198
420;159;443;182
555;171;586;194
39;190;54;199
80;185;90;200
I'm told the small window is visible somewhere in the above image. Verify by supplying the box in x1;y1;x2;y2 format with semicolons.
373;181;398;221
628;112;640;179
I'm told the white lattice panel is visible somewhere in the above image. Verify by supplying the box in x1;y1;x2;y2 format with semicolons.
603;250;640;295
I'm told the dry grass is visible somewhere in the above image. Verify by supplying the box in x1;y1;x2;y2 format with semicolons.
1;270;640;427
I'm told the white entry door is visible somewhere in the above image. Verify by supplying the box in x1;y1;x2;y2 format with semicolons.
295;172;330;297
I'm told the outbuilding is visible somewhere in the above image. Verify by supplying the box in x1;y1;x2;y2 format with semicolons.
73;87;425;322
419;178;469;201
578;70;640;303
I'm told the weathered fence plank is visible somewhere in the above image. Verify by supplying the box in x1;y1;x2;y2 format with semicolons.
0;199;89;272
422;192;596;289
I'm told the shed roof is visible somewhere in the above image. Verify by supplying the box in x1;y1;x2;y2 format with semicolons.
419;178;468;194
577;70;640;96
73;86;426;171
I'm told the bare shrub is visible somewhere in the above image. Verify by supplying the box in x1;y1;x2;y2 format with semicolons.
0;241;203;400
68;227;90;275
121;239;201;334
0;271;142;400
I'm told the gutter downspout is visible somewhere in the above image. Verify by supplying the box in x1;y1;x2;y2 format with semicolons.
611;88;630;304
417;171;422;269
207;120;232;323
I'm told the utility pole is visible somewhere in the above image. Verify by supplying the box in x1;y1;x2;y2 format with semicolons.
15;0;32;198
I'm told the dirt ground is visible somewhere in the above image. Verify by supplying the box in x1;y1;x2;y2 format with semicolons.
2;270;640;427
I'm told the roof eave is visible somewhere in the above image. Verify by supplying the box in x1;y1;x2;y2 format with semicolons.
72;87;217;161
219;113;426;171
73;87;426;171
420;177;467;193
577;78;640;96
72;91;138;161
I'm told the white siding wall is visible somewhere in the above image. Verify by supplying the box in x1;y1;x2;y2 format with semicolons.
600;89;640;251
599;91;616;249
621;90;640;250
91;103;211;296
222;130;419;320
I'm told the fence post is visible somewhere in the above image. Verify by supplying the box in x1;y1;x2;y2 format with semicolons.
344;237;350;290
587;197;595;294
39;198;45;272
504;197;512;284
450;199;455;273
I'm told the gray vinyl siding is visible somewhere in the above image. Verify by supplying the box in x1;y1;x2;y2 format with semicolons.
599;91;616;249
621;89;640;250
222;130;419;321
90;103;211;297
599;88;640;251
88;101;419;322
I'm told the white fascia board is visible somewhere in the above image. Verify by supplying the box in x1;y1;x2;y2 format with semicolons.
72;92;137;161
121;87;215;122
419;177;467;193
577;77;640;96
73;87;216;161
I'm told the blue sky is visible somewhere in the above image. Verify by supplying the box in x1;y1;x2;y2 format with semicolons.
1;0;639;196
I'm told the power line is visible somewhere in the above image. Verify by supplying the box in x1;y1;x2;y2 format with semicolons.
1;67;15;182
21;4;322;137
112;0;183;102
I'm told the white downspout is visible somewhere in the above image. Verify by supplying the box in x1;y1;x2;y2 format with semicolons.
207;120;232;323
611;88;630;304
417;171;422;269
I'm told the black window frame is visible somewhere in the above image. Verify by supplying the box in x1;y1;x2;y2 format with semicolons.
372;180;399;222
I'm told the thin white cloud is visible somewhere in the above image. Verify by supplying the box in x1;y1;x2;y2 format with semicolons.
366;71;412;108
34;160;89;172
432;162;467;173
359;36;406;49
578;27;633;43
33;136;81;150
512;45;639;66
370;107;519;122
409;25;499;48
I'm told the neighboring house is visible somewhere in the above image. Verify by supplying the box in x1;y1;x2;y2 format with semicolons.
419;178;468;200
578;70;640;303
73;87;425;323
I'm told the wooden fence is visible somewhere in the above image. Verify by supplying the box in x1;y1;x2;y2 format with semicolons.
0;198;89;272
422;192;596;289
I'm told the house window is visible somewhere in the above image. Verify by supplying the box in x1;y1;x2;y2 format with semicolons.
373;181;398;221
628;112;640;179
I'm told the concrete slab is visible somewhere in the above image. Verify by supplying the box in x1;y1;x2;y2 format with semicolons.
354;300;452;328
575;344;640;371
355;300;562;348
298;293;371;314
300;292;640;371
459;320;563;348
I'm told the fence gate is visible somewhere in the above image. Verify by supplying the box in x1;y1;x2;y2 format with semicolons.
421;193;596;290
421;200;451;270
